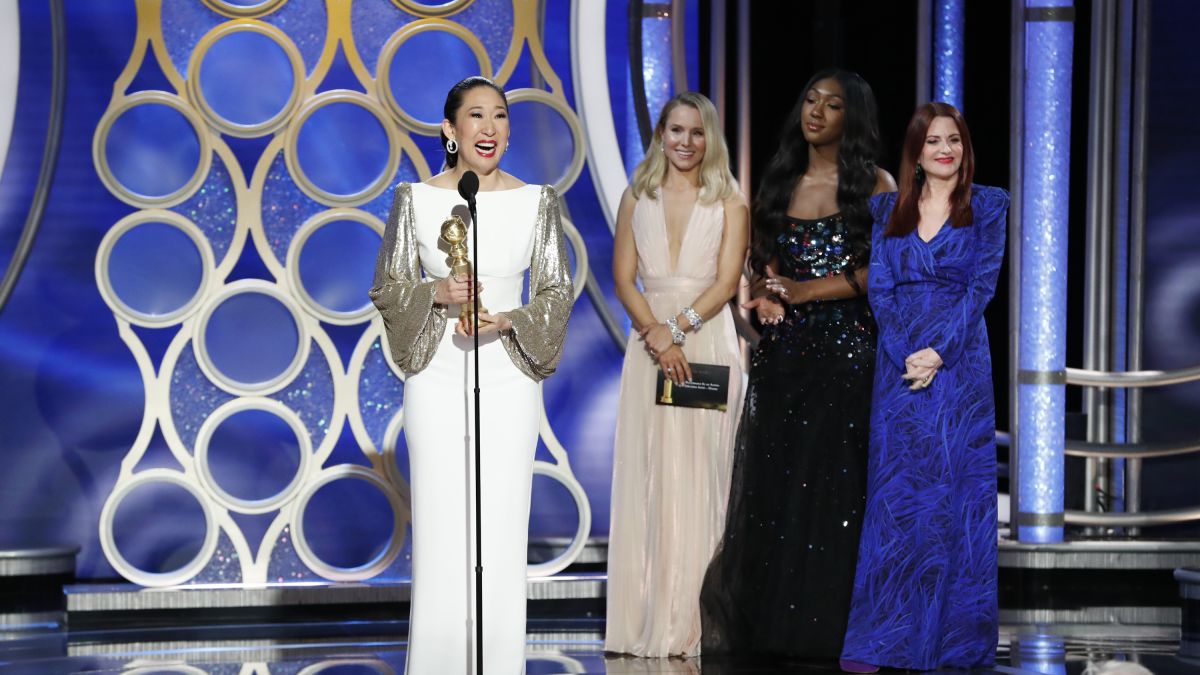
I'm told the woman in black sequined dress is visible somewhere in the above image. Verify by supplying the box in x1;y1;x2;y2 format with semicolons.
699;70;895;664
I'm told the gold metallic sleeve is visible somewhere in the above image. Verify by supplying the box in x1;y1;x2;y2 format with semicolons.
369;183;447;375
500;185;574;382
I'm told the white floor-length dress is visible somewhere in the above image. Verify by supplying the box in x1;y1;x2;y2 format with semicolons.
370;181;573;675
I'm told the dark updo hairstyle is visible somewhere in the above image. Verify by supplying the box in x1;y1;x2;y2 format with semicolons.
441;76;509;169
748;69;882;276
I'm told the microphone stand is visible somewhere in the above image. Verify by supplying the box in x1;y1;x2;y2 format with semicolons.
468;193;483;675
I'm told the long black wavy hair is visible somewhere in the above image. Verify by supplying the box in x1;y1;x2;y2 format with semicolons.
748;69;881;276
441;76;508;169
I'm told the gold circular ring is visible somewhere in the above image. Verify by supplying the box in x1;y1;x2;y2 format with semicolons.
390;0;474;18
200;0;289;19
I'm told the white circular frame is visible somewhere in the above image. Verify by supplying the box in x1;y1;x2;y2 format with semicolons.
286;208;385;325
95;210;215;328
93;91;213;209
290;466;406;581
377;328;409;384
297;660;396;675
186;20;306;138
381;406;411;506
283;91;402;207
193;397;313;514
192;280;312;396
505;88;586;195
527;460;591;577
375;19;492;134
98;469;220;588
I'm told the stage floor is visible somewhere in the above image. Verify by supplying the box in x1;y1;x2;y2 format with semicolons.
0;618;1189;674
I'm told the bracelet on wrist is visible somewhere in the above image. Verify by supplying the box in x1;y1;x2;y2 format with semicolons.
665;317;686;345
680;306;703;331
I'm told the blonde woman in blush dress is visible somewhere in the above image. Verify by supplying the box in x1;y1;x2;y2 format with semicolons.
605;91;748;659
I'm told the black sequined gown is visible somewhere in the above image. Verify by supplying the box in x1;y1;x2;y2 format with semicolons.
700;212;876;661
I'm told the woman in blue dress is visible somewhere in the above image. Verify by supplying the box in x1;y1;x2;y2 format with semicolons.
840;102;1008;672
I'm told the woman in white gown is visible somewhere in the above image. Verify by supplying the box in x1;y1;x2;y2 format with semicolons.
369;76;573;674
605;91;748;658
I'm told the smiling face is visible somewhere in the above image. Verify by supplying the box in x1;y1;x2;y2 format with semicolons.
799;77;846;147
919;115;964;182
660;103;706;174
442;85;510;174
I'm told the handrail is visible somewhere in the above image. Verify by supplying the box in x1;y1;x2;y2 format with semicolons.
1065;438;1200;459
1065;506;1200;527
1065;364;1200;388
996;430;1200;459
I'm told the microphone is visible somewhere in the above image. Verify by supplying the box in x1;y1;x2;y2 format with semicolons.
457;170;479;209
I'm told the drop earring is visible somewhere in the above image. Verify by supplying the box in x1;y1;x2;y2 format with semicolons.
914;162;925;184
445;138;458;154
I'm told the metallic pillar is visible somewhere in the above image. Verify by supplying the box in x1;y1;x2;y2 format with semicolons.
916;0;932;105
1008;0;1026;532
933;0;965;110
1083;0;1116;521
1126;0;1152;524
1016;0;1074;544
709;0;726;122
735;0;750;195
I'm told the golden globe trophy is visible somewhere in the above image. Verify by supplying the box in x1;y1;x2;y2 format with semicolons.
440;214;486;324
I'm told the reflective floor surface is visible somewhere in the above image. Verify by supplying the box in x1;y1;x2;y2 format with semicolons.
0;617;1192;674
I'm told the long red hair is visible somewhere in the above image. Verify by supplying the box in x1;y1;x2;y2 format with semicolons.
885;102;975;237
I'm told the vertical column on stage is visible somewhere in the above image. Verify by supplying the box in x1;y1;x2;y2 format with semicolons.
1016;0;1074;544
933;0;965;110
916;0;964;109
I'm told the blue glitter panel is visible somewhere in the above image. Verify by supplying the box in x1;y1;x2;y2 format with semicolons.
348;0;419;76
188;528;245;584
160;2;227;82
359;337;405;451
171;154;238;263
269;343;337;450
170;345;236;452
261;0;329;76
261;153;327;265
452;0;515;75
1016;1;1073;544
266;524;323;582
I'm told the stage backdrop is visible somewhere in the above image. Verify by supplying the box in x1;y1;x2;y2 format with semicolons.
0;0;698;583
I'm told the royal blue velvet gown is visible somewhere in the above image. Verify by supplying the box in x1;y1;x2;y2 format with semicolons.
841;185;1009;670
